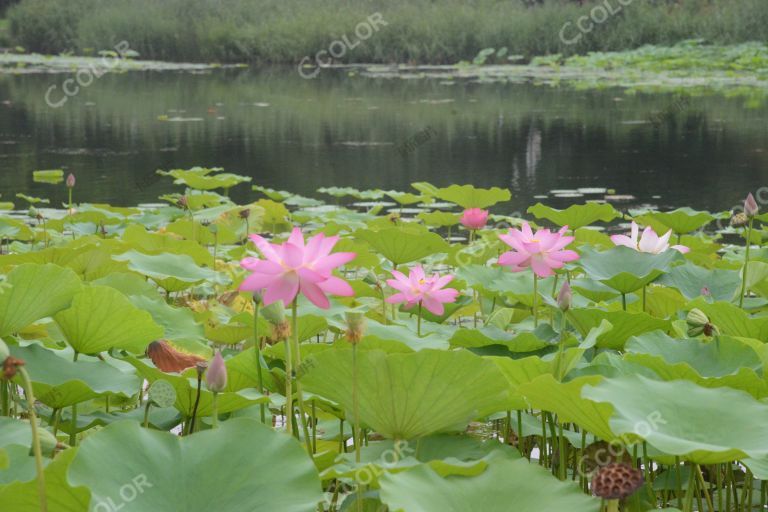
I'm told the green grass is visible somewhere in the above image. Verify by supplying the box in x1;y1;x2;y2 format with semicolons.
6;0;768;64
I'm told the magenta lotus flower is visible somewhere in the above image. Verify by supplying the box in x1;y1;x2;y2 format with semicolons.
205;350;227;393
498;222;579;278
460;208;489;230
66;173;76;188
745;192;759;218
386;265;458;315
239;227;356;309
610;221;689;254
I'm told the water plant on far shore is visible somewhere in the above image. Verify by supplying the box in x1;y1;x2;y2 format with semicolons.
1;167;768;511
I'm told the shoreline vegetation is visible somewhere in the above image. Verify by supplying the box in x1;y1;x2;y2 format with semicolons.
4;0;768;65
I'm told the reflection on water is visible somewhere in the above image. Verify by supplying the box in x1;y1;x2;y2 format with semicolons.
0;66;765;211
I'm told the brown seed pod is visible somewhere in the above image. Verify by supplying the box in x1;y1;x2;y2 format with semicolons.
730;212;749;228
2;356;24;380
581;441;632;476
591;463;644;500
146;340;206;373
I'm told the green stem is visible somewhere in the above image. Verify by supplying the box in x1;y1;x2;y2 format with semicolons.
622;293;627;311
533;274;539;327
642;286;647;313
555;312;567;381
1;380;8;416
684;463;697;512
606;499;619;512
284;330;293;436
188;372;203;435
253;301;266;424
291;300;312;452
68;188;72;215
211;392;219;429
675;456;683;509
695;463;714;512
213;232;218;272
18;367;47;512
69;351;79;446
143;402;152;429
417;301;422;337
739;218;754;308
380;286;388;325
557;421;566;480
352;343;361;464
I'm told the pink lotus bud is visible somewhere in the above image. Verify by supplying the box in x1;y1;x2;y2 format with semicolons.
557;281;572;311
460;208;489;230
205;351;227;393
66;173;76;188
745;192;759;218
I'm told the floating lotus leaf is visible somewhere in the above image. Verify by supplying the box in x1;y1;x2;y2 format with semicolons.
302;348;509;439
55;286;163;354
583;375;768;463
0;263;82;336
355;226;449;265
527;203;620;230
450;326;552;352
160;167;251;190
9;344;140;408
32;169;64;184
379;453;600;512
433;184;511;209
68;419;322;512
567;309;671;349
578;246;681;294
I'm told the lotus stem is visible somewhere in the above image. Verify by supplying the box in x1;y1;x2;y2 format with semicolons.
18;367;47;512
557;421;566;480
739;217;754;308
675;456;683;509
606;499;619;512
291;300;313;452
621;293;627;311
695;463;714;512
683;463;697;512
69;352;79;446
555;311;568;381
417;301;422;337
1;381;8;416
188;371;203;435
143;402;151;429
212;231;218;272
211;392;219;429
352;343;361;464
253;301;266;424
533;274;539;327
67;188;73;216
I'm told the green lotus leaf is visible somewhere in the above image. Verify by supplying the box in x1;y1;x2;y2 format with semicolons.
578;246;681;294
0;263;82;336
10;344;140;408
122;224;213;266
32;169;64;184
68;419;322;512
379;452;600;512
130;295;206;345
433;184;511;209
623;331;768;397
0;448;89;512
0;217;33;241
384;191;425;205
417;211;459;227
658;261;740;301
15;193;49;205
584;375;768;463
113;250;226;292
527;203;620;230
55;286;163;354
567;309;670;349
252;185;293;202
364;321;449;351
410;182;439;197
128;357;268;416
302;348;509;439
223;348;277;392
450;326;552;352
355;226;449;265
635;207;715;235
519;375;615;441
161;167;251;190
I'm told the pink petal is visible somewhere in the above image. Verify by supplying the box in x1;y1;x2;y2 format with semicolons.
548;249;579;263
239;273;277;292
300;281;330;309
282;242;305;268
422;296;445;315
499;251;530;268
611;234;636;249
530;256;555;277
313;252;356;274
318;275;354;297
671;245;690;254
287;227;305;248
263;273;299;306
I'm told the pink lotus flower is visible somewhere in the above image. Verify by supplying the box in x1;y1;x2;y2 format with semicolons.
239;228;356;309
498;222;579;278
745;192;759;218
460;208;489;230
205;350;228;393
386;265;458;315
610;221;689;254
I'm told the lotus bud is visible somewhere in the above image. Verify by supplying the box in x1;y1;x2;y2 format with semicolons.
239;209;251;219
345;311;367;344
34;427;59;457
591;463;644;500
177;195;189;210
261;301;286;324
66;173;76;189
362;272;378;286
745;192;759;218
557;281;572;312
205;351;227;393
252;291;263;306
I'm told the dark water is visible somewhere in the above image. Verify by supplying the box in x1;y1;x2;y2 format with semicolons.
0;66;766;212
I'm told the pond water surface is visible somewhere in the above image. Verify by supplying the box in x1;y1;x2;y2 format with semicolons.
0;66;766;212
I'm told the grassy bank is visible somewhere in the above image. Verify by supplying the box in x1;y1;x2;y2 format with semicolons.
7;0;768;64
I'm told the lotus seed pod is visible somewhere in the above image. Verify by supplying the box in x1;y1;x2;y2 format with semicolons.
345;311;367;344
66;173;76;188
730;212;748;228
33;426;59;458
261;301;286;325
239;208;250;219
205;351;228;393
745;192;759;218
591;463;644;500
148;379;177;408
252;290;263;305
686;308;709;328
557;281;572;312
